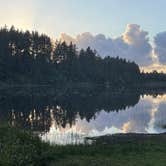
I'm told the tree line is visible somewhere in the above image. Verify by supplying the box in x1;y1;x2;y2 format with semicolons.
0;26;165;87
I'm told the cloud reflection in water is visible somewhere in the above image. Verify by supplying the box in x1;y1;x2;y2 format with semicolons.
41;95;166;145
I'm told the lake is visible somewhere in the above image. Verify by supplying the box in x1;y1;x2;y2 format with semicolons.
0;88;166;145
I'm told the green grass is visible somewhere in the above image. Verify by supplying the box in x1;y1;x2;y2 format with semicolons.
0;125;166;166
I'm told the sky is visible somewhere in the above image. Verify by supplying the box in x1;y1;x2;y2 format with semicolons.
1;0;166;71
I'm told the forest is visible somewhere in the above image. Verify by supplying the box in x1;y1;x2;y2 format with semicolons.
0;26;166;88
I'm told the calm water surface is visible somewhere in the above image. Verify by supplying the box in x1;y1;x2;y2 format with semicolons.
1;91;166;145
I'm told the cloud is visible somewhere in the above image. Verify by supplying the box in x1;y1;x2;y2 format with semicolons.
123;24;149;45
60;24;153;66
154;102;166;131
76;97;153;134
154;32;166;65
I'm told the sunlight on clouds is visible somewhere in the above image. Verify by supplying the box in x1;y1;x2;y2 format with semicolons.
140;48;166;73
123;24;149;45
60;24;153;67
122;121;131;133
143;94;166;105
141;64;166;73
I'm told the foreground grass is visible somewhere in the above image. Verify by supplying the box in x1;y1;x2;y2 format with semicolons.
0;125;166;166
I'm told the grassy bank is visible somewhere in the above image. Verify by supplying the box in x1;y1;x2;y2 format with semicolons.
0;125;166;166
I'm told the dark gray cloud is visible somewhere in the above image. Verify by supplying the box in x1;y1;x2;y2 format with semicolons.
154;32;166;64
60;24;153;66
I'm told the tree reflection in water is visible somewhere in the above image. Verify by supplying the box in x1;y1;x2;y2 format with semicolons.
0;88;166;144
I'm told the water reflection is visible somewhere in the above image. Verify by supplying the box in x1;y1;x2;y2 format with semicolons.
0;90;166;144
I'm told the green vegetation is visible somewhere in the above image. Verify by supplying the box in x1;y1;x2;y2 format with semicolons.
1;125;166;166
0;125;51;166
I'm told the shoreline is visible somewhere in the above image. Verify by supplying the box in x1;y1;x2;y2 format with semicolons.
88;132;166;145
1;125;166;166
1;81;166;88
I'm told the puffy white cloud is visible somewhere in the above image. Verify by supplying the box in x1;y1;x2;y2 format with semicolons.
123;24;149;45
154;32;166;64
60;24;153;66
